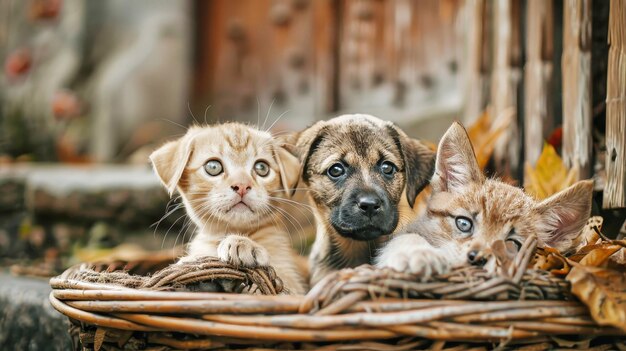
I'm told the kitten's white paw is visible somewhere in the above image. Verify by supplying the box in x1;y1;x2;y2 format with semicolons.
378;248;450;281
217;235;270;267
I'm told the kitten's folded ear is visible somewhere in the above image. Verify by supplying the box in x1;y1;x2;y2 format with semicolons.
386;124;436;208
149;135;195;196
535;180;594;252
432;122;484;193
273;142;301;198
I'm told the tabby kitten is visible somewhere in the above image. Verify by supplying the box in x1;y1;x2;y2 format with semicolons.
150;123;307;294
377;122;593;278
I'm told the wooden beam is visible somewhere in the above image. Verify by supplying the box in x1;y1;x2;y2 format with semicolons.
562;0;592;178
524;0;554;166
603;0;626;209
524;0;554;165
490;0;522;177
463;0;490;124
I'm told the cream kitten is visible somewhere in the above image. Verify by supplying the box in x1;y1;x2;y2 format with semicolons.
377;122;593;278
150;123;307;294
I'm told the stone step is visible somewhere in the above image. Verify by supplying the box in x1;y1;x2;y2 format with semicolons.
0;165;186;262
0;164;170;227
0;273;72;350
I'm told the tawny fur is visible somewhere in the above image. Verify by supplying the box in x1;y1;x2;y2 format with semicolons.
377;122;594;279
150;123;307;294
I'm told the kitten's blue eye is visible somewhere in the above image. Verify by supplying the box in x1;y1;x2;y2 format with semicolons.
455;216;473;233
204;160;223;176
254;161;270;177
327;163;345;178
380;161;396;175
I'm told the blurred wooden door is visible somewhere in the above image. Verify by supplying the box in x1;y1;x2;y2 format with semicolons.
192;0;463;132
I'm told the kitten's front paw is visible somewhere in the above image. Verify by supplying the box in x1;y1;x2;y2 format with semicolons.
217;235;270;268
378;248;450;281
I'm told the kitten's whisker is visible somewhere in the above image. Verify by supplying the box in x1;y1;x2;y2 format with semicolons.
256;97;261;129
162;212;189;251
187;101;200;126
268;196;316;212
266;109;290;133
262;98;275;130
159;118;188;131
203;105;212;125
266;203;308;256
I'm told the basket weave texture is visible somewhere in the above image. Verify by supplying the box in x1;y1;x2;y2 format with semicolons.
50;237;626;350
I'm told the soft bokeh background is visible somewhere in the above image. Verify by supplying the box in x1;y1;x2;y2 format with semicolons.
0;2;625;348
1;0;467;165
0;0;623;272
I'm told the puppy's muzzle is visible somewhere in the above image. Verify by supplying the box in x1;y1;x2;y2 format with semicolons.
331;188;398;241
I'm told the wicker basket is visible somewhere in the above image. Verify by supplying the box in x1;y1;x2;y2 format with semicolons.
50;237;626;350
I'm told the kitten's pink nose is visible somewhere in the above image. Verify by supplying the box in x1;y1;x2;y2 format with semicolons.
231;183;251;197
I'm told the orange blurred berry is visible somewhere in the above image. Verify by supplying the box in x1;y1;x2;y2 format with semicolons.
52;90;82;120
4;49;32;80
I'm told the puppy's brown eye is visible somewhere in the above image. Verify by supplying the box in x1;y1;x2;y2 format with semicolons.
327;163;345;178
380;161;396;175
204;160;223;176
254;161;270;177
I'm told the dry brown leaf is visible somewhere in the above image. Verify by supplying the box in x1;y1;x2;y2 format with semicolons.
524;143;579;200
94;327;106;351
466;110;508;170
532;247;570;275
566;262;626;332
573;216;604;251
579;245;624;267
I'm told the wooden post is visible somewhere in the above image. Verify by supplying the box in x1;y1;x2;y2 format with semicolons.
562;0;592;178
463;0;491;124
490;0;522;176
603;0;626;209
524;0;554;166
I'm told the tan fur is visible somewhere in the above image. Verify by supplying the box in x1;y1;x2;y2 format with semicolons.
150;123;307;294
377;122;594;278
287;114;435;285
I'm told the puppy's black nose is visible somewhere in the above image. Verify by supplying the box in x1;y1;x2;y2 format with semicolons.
357;195;382;218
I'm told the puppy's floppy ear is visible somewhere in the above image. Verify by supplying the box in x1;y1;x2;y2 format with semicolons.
287;122;328;183
386;124;436;208
431;122;483;193
535;180;593;252
149;134;195;196
273;142;301;198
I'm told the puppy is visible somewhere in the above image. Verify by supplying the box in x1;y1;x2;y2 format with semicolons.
287;114;435;284
150;123;307;294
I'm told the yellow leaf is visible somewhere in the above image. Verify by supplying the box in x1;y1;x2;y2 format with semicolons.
524;143;579;200
579;245;623;267
466;110;508;170
566;262;626;332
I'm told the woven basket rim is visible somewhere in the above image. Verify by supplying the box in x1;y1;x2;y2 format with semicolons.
49;236;626;347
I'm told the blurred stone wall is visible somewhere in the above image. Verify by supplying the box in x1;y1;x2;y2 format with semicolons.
0;0;191;163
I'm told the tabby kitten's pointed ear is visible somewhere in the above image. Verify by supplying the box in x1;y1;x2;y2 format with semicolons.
535;180;594;252
149;134;195;196
273;143;301;198
431;122;483;193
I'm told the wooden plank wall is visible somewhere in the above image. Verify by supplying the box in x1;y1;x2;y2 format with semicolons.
193;0;336;130
603;0;626;209
337;0;461;114
524;0;554;166
562;0;593;179
490;0;522;177
193;0;463;130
